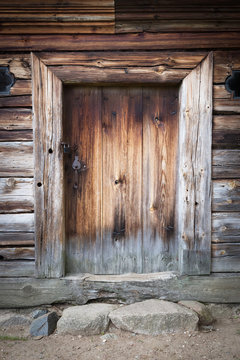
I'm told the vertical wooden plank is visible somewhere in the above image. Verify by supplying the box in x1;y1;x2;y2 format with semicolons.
142;87;179;272
32;53;64;278
178;53;213;275
101;87;142;274
64;86;102;274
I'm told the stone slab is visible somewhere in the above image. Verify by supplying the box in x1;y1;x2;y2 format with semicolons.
30;312;59;337
109;299;199;335
178;300;214;325
57;304;118;335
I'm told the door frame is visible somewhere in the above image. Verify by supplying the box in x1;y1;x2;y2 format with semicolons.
32;51;212;278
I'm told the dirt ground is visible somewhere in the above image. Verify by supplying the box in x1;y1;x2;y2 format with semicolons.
0;310;240;360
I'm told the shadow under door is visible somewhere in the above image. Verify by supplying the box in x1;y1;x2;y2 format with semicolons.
63;85;179;274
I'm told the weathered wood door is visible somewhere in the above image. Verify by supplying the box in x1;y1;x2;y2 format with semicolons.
63;85;179;274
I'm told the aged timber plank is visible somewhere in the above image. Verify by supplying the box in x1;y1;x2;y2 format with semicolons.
0;232;34;246
0;108;32;130
213;115;240;149
142;86;179;272
0;54;31;79
49;65;190;84
40;51;206;68
177;53;213;275
0;142;33;177
214;99;240;114
64;86;102;275
0;130;32;141
1;33;240;51
212;150;240;179
1;273;240;308
0;247;34;261
10;80;32;96
0;178;34;213
212;212;240;243
32;54;64;278
0;213;34;232
101;87;142;274
212;180;240;212
0;96;32;108
0;261;34;277
211;257;240;272
214;51;240;83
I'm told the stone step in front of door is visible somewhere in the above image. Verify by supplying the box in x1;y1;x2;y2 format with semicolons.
56;300;201;336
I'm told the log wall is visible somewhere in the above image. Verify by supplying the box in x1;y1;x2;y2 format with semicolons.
0;1;240;276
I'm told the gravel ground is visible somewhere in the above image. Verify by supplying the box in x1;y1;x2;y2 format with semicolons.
0;315;240;360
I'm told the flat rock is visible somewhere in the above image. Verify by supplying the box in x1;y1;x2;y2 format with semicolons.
178;300;214;325
30;312;59;337
57;304;118;335
0;311;31;328
109;299;199;335
32;309;48;319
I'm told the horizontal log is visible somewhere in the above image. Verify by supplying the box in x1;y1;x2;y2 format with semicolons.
0;33;240;51
40;51;206;68
49;65;190;84
214;99;240;114
0;178;34;213
212;212;240;243
0;54;31;79
212;150;240;179
0;247;34;261
0;108;32;130
213;115;240;148
213;85;231;100
212;243;240;257
0;96;32;108
0;232;34;246
213;115;240;132
211;257;240;272
1;272;240;308
0;142;33;177
116;20;240;33
214;51;240;83
0;261;34;277
213;180;240;212
0;213;34;232
10;80;32;96
0;130;33;141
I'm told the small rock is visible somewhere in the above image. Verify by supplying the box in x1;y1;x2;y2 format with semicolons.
57;304;118;335
30;312;59;337
32;309;48;319
100;333;118;341
200;325;215;333
206;304;240;320
178;301;214;325
109;299;199;335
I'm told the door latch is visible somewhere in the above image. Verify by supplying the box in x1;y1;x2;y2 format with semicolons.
72;155;87;189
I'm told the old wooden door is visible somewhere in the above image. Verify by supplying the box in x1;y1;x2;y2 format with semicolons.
63;85;179;275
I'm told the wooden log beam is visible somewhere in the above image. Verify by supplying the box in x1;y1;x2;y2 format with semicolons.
212;150;240;179
212;180;240;212
0;232;34;246
0;178;34;213
0;272;240;308
212;212;240;243
0;142;33;177
0;33;239;51
0;247;34;261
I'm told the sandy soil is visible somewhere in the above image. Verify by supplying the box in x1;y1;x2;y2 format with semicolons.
0;315;240;360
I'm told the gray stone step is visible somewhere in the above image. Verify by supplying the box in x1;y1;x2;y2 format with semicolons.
109;299;199;335
57;303;118;335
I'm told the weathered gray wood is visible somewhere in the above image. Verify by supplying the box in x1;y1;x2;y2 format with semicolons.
0;232;34;246
0;247;34;260
177;53;212;275
214;99;240;114
0;213;34;232
0;178;34;213
213;180;240;212
0;142;33;177
0;108;32;130
0;54;31;79
214;51;240;83
1;273;240;308
212;257;240;272
0;261;34;277
212;150;240;179
212;212;240;243
0;130;33;141
32;54;65;278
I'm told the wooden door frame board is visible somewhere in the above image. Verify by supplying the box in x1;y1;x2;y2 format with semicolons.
32;51;212;278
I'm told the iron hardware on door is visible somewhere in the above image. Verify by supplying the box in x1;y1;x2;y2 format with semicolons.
72;155;87;189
